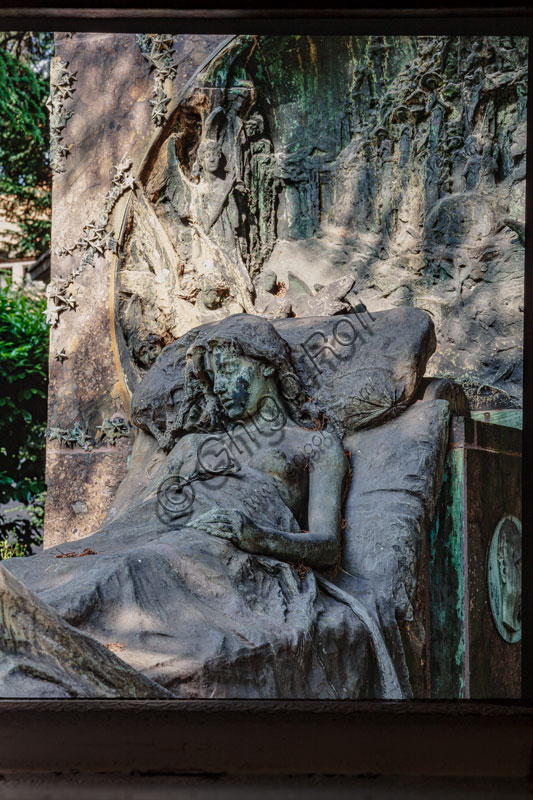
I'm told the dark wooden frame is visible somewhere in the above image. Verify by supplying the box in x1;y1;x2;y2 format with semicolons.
0;5;531;778
0;699;531;775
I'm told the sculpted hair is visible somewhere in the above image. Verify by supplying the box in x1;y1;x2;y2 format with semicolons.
175;314;311;433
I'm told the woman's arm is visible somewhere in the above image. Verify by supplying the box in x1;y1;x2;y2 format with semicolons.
306;431;348;566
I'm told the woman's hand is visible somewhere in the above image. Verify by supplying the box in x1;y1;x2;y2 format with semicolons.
190;508;248;547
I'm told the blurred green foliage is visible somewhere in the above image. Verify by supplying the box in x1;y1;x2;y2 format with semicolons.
0;32;53;256
0;280;48;555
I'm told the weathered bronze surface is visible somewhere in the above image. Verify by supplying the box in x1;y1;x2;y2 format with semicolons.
45;34;526;546
116;35;526;413
488;515;522;644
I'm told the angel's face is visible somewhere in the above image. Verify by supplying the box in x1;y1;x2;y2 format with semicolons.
199;143;222;175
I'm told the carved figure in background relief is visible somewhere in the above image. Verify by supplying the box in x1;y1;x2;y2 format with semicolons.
243;112;277;263
185;137;254;314
121;78;286;352
117;35;525;411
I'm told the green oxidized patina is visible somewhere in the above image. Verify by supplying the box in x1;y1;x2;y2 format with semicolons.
429;445;466;698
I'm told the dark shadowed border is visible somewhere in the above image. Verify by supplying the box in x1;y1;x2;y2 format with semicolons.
0;5;531;779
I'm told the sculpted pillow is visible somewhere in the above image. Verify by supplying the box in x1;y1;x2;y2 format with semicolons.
275;307;436;434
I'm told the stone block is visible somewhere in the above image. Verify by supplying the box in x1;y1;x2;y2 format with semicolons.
430;417;522;698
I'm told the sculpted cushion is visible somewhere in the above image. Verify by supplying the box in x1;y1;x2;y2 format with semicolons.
337;398;451;694
275;307;436;433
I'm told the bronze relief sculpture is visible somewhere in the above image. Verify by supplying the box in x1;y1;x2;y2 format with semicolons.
488;515;522;644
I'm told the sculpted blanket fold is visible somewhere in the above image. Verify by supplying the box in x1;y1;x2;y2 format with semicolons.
0;564;172;698
5;522;376;698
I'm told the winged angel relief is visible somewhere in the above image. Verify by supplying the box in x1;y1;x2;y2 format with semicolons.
119;81;268;369
117;77;355;375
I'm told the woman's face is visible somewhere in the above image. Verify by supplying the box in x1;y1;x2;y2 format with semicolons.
208;345;273;419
